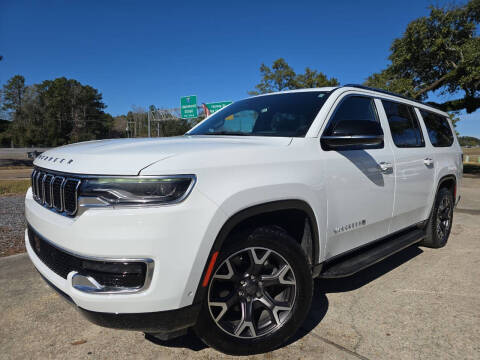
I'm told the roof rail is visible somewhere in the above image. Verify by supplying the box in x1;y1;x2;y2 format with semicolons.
341;84;418;103
342;84;446;112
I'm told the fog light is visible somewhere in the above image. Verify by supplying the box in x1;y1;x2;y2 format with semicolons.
71;260;152;294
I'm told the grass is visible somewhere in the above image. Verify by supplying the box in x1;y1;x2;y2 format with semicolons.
0;179;31;196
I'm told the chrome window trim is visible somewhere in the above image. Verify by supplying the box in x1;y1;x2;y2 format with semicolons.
28;224;154;294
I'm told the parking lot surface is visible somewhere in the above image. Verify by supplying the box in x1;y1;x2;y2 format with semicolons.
0;177;479;359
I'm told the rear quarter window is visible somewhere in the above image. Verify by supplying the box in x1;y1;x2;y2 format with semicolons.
420;110;454;147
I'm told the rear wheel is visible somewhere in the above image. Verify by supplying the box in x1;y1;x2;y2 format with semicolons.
421;187;454;248
194;226;313;355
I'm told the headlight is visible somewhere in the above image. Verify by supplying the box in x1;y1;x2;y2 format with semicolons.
78;175;196;206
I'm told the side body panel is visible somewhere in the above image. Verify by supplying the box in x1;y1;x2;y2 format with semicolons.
318;93;396;259
375;103;436;233
417;110;463;212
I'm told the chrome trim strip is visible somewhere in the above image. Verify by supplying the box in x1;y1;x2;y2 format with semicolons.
33;165;195;179
31;170;37;197
53;176;66;212
40;173;48;204
60;176;67;213
28;224;155;295
64;178;81;216
35;171;43;201
44;174;55;207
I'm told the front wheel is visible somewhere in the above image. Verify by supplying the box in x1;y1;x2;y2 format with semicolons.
194;226;313;355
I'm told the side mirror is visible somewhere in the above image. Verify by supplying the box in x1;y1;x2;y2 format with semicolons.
321;119;384;150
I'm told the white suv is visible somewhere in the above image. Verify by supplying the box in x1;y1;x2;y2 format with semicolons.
25;85;462;355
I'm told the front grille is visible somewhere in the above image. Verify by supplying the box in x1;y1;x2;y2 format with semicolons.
31;168;80;216
28;226;147;288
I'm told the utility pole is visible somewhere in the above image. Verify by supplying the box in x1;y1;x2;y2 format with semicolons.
147;110;151;137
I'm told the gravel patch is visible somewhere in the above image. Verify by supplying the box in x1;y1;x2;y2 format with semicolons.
0;195;26;257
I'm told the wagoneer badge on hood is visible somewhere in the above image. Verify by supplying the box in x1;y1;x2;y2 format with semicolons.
37;155;74;164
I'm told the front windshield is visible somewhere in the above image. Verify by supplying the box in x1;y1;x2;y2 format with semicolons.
188;91;331;137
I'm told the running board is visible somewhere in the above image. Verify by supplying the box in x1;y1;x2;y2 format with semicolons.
319;228;425;278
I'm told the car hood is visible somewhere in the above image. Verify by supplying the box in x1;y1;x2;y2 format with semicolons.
33;136;292;175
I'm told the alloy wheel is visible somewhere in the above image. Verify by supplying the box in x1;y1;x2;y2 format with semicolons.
436;196;452;241
207;247;297;339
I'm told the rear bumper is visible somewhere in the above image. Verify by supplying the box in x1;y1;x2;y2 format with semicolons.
38;270;200;335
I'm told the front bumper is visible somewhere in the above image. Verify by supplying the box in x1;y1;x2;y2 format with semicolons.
38;270;200;335
25;186;226;314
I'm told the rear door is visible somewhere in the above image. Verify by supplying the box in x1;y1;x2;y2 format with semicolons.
378;100;436;233
322;94;395;259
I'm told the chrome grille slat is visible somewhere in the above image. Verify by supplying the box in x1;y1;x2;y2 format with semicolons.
43;174;54;207
31;170;37;197
63;178;81;215
35;171;43;200
52;176;65;211
32;168;80;217
40;173;47;204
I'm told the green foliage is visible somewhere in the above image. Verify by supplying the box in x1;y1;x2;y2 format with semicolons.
459;135;480;146
1;76;112;146
249;58;339;95
365;0;480;113
1;75;26;115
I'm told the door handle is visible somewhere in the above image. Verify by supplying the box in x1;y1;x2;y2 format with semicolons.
424;158;434;166
378;161;393;173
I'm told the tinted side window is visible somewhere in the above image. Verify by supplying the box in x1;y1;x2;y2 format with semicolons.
420;110;454;147
326;96;380;135
382;100;424;147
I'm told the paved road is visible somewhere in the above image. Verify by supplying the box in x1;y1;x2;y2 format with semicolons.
1;179;479;359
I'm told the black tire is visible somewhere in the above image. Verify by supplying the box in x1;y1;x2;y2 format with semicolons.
420;187;454;248
194;226;313;355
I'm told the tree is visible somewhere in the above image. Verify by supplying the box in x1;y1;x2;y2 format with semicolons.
365;0;480;113
458;135;480;146
1;75;26;118
250;58;339;95
1;75;112;146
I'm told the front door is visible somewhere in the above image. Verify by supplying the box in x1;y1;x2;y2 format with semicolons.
322;95;395;259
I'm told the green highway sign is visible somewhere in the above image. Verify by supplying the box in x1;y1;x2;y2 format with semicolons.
205;101;232;114
180;95;198;118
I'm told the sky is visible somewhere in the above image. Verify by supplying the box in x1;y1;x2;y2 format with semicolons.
1;0;479;137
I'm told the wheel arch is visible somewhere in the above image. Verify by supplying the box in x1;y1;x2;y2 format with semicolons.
193;199;319;304
427;174;457;219
437;174;457;198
